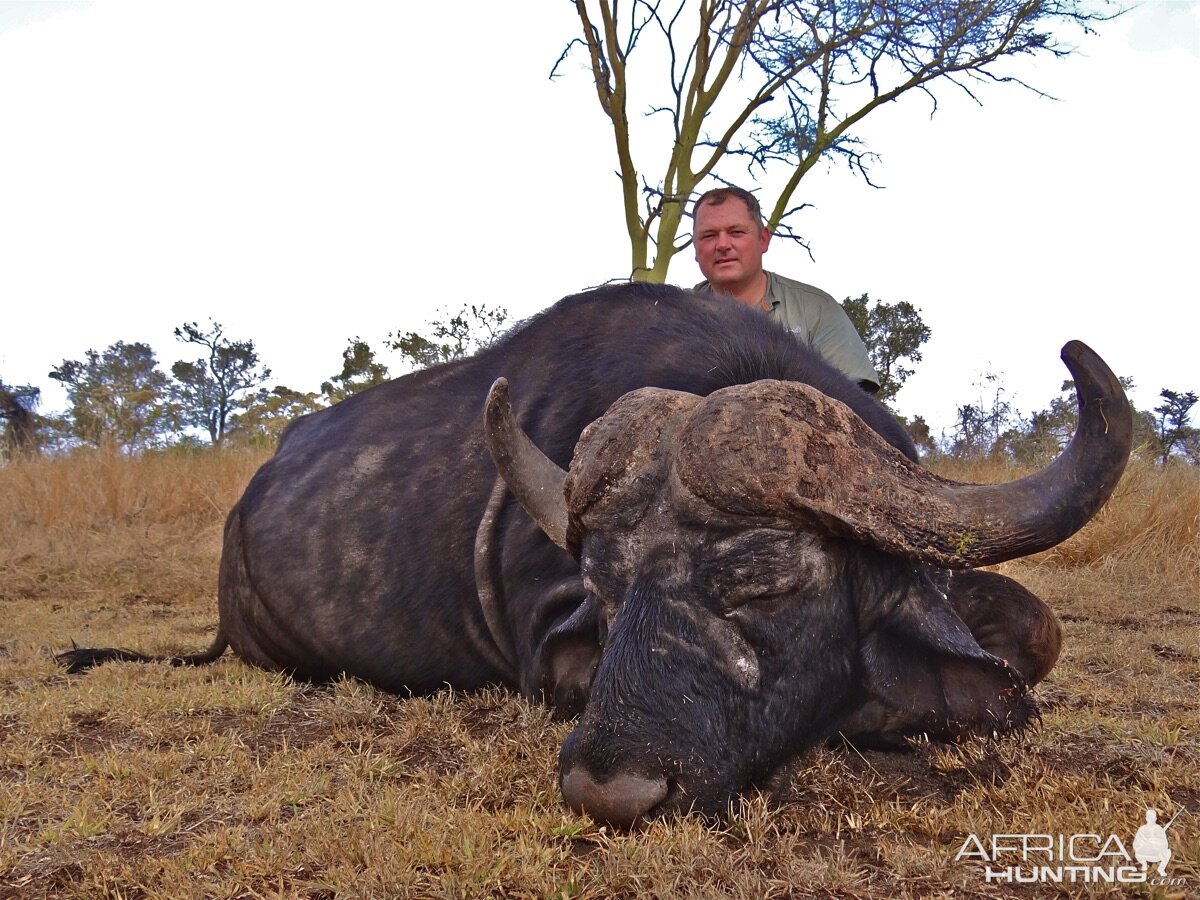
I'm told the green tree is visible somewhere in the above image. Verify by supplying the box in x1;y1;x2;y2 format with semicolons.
388;303;509;372
231;385;323;446
560;0;1114;281
171;321;272;445
321;338;391;404
902;414;937;458
996;409;1064;467
0;381;41;458
839;294;930;403
388;332;448;371
49;342;173;451
1153;389;1198;466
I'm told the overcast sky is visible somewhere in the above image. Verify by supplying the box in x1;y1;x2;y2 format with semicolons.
2;1;1197;438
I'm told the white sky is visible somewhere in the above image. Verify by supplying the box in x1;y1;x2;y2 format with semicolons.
1;1;1197;438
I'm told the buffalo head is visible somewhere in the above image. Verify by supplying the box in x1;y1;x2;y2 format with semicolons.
485;341;1131;827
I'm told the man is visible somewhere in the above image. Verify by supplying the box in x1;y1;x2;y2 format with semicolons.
1133;809;1174;877
692;186;880;393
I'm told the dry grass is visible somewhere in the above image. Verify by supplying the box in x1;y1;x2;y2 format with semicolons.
1;449;1197;898
934;453;1200;580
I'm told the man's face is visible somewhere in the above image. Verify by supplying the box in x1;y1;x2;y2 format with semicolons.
693;199;771;295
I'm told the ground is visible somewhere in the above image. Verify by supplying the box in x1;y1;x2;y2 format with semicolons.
0;449;1196;898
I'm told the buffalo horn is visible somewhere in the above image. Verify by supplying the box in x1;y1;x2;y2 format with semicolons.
677;341;1132;568
483;378;571;551
910;339;1134;565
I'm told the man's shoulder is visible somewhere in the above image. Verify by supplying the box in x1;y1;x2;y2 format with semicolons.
765;271;839;308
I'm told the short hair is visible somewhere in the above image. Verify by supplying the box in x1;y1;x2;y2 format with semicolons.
692;187;763;229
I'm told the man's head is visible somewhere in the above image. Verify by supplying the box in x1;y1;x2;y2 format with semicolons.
692;187;771;303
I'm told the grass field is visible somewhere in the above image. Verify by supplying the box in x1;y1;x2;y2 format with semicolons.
1;448;1197;898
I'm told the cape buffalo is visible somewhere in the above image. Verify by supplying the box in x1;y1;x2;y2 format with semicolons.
60;283;1132;827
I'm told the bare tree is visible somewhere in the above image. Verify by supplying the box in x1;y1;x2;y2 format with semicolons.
558;0;1115;281
388;303;510;372
945;369;1016;458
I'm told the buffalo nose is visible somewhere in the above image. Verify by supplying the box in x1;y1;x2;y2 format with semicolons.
560;766;669;829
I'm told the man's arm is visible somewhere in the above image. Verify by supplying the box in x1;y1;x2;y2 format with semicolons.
810;295;880;393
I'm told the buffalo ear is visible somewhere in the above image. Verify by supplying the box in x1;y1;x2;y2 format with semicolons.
854;580;1033;744
534;594;602;719
942;569;1062;687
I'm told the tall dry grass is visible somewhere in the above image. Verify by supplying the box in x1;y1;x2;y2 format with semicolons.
0;447;268;660
1038;456;1200;577
5;447;1193;572
0;445;268;534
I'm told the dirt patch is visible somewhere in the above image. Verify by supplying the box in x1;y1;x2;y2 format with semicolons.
1151;642;1198;662
242;705;337;757
43;711;131;757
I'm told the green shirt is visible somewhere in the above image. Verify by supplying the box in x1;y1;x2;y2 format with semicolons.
694;270;880;391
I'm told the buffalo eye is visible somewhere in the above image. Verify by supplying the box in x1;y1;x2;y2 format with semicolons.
720;590;792;619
